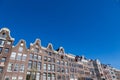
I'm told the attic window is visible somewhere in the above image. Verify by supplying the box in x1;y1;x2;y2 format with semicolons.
59;49;64;54
36;43;39;46
2;33;6;38
18;47;23;52
34;48;39;53
61;55;64;59
48;45;52;50
20;43;24;46
20;41;24;46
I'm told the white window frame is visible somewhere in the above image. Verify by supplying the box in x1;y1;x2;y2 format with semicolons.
18;47;23;52
22;54;27;61
16;53;22;60
10;52;16;60
12;77;17;80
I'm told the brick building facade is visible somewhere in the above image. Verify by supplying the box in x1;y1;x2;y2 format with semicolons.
0;27;119;80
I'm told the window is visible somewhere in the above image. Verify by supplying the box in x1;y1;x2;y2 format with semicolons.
37;62;41;71
0;47;2;53
113;76;115;78
48;64;51;71
36;73;40;80
34;48;39;53
48;52;52;56
79;64;83;69
7;41;11;45
59;51;63;54
57;60;60;65
33;61;37;69
62;75;65;80
57;75;61;80
75;69;77;73
14;64;19;71
65;62;68;66
61;61;64;65
43;63;47;71
57;66;60;72
65;56;67;59
70;74;74;78
52;74;55;80
34;54;37;60
61;55;64;59
70;68;74;72
57;54;60;58
48;57;51;62
69;63;71;66
18;47;23;52
18;76;23;80
65;68;69;73
66;76;69;80
0;40;4;46
61;67;65;73
2;33;6;38
20;43;24;46
28;61;32;69
48;73;51;80
22;54;27;61
0;67;3;73
31;72;36;80
30;53;33;59
26;72;31;80
52;58;55;63
38;55;42;60
44;50;48;54
1;57;6;62
16;53;22;60
51;64;55;72
43;73;47;80
44;56;47;61
0;57;6;66
5;76;10;80
12;77;17;80
10;52;16;60
7;63;13;72
4;48;9;53
20;64;24;72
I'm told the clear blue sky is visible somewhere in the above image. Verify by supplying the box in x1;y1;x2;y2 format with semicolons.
0;0;120;69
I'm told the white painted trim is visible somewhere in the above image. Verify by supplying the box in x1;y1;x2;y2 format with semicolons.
0;27;15;40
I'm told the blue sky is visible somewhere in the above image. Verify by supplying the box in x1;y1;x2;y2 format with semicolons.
0;0;120;69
